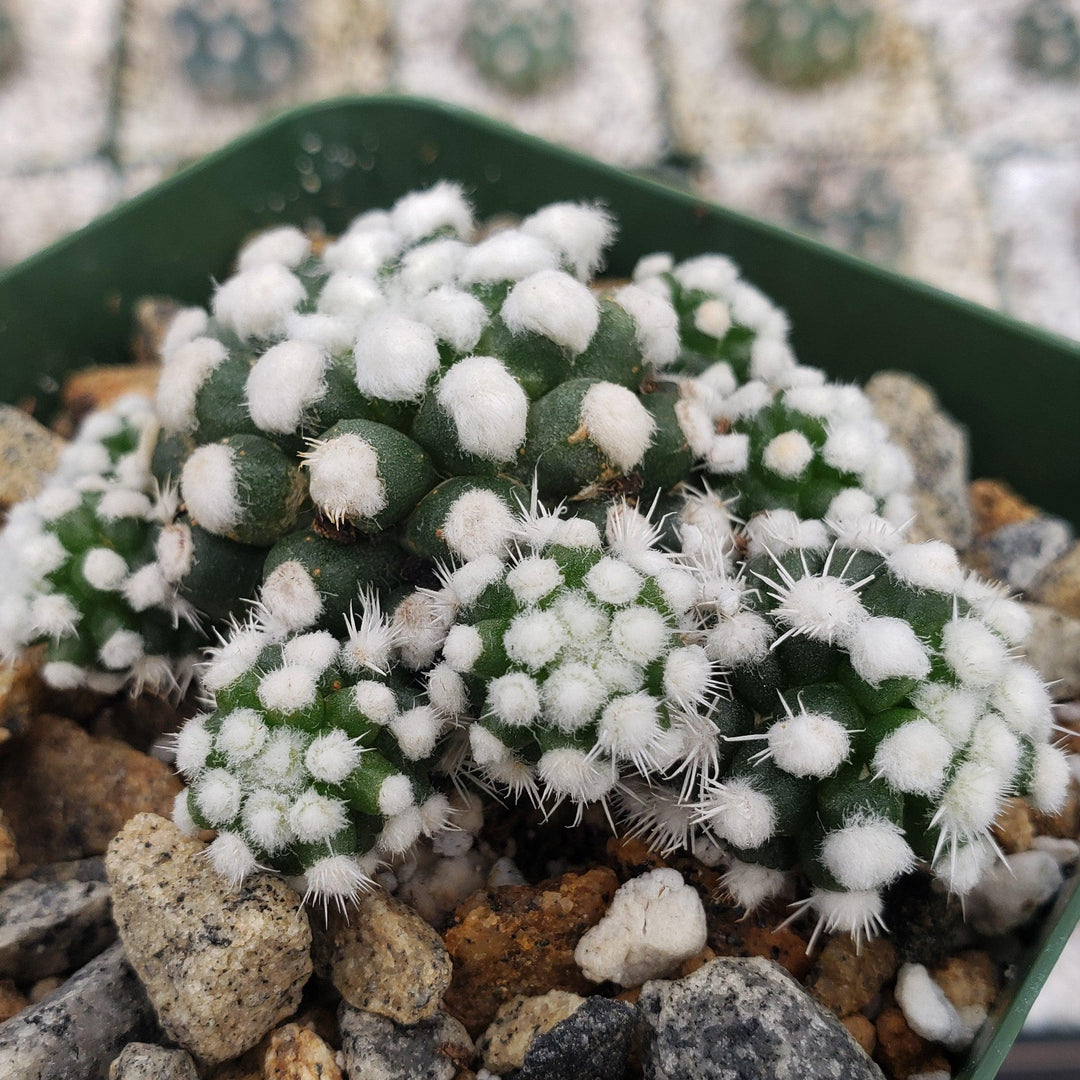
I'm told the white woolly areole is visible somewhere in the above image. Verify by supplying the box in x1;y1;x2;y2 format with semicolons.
504;609;565;671
887;542;964;594
848;616;931;685
390;705;443;760
937;841;993;895
553;596;607;649
822;818;916;891
718;381;772;423
827;487;877;523
697;361;738;402
209;832;258;886
443;624;484;673
172;789;198;836
378;807;424;855
260;560;323;633
100;629;144;670
805;888;885;944
633;252;674;280
1030;744;1071;814
750;338;797;382
354;311;440;402
202;624;268;692
993;662;1053;740
391;181;474;242
442;489;517;562
598;692;663;764
873;719;953;795
289;788;347;843
521;202;615;280
937;762;1003;840
706;433;750;474
459;230;559;284
447;553;505;608
304;854;371;903
82;547;128;591
396;238;466;296
823;422;877;476
21;533;66;579
213;263;305;340
415;286;487;352
283;315;355;362
694;298;732;340
912;683;981;747
155;522;194;584
437;355;528;461
324;227;402;277
538;747;615;803
283;630;339;673
160;307;209;363
970;714;1022;784
156;337;227;433
772;574;867;646
658;568;699;619
762;431;814;479
195;768;242;825
722;859;788;911
611;605;670;666
218;708;268;763
41;663;85;690
316;272;383;320
255;730;308;790
862;444;913;499
698;779;776;849
469;724;511;767
960;578;1032;646
487;671;542;727
578;382;655;472
612;284;679;367
305;730;364;784
392;589;453;670
245;340;328;435
34;485;82;522
378;774;415;817
549;517;602;549
174;716;212;778
181;443;241;535
746;510;828;558
942;617;1009;688
831;512;903;556
584;557;643;606
767;712;850;778
506;557;563;605
705;612;774;666
575;867;707;987
353;680;399;724
501;270;599;355
98;489;152;524
673;254;739;295
237;226;311;271
543;663;608;731
305;433;386;525
257;665;318;714
426;663;468;717
674;400;716;459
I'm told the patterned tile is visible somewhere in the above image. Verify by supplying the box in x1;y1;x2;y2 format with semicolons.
654;0;944;158
116;0;390;168
393;0;666;167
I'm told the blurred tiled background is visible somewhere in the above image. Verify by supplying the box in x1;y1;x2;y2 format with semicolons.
1;0;1080;1047
3;0;1080;343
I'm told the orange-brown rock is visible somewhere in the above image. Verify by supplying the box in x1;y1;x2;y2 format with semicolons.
0;713;181;867
707;902;813;981
874;1005;951;1079
58;365;160;433
0;978;27;1021
264;1023;342;1080
842;1014;877;1057
442;867;618;1036
605;836;668;880
1032;777;1080;839
970;478;1039;538
993;798;1035;854
932;951;1000;1012
678;945;717;978
810;934;898;1018
0;810;17;882
0;647;44;744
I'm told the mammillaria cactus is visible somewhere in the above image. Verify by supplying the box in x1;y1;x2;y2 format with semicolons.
3;184;1068;930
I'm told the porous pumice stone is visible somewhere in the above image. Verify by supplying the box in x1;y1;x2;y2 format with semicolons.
104;814;312;1066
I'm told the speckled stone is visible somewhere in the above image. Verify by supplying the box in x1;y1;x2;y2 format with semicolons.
636;957;883;1080
966;515;1074;591
479;990;585;1074
263;1022;342;1080
338;1002;475;1080
0;406;63;506
864;371;972;547
105;814;312;1066
517;996;635;1080
1031;540;1080;619
0;942;158;1080
1020;602;1080;700
314;888;452;1024
0;714;180;868
0;877;114;980
0;646;44;745
109;1042;199;1080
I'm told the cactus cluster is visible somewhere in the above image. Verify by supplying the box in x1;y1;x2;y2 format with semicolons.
0;395;202;695
2;185;1069;934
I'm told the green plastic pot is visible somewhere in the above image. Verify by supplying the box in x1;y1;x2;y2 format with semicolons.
0;96;1076;1078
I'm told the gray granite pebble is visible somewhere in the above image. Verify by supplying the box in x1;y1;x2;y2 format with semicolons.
109;1042;198;1080
338;1002;474;1080
518;996;635;1080
0;941;158;1080
636;956;882;1080
0;877;114;980
968;516;1074;591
